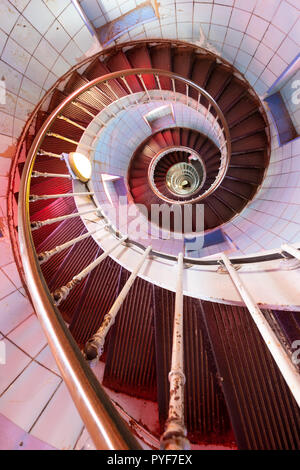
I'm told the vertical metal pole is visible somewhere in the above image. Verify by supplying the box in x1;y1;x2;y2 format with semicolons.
160;253;190;450
281;243;300;261
220;253;300;407
52;236;127;306
171;78;176;102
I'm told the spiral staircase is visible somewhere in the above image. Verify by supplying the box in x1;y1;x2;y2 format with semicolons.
10;40;300;450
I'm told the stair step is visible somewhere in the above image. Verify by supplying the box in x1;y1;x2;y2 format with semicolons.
231;132;267;153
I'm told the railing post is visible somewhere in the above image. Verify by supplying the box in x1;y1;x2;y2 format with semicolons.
71;100;107;127
31;171;73;179
84;246;152;362
29;192;94;202
30;208;99;230
120;76;139;105
52;236;127;306
281;243;300;261
38;223;108;264
160;253;190;450
138;74;151;101
155;74;164;101
220;253;300;407
186;83;189;105
196;92;201;112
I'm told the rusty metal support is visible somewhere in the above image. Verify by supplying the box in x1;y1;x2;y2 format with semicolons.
57;115;97;137
84;246;152;362
155;74;164;101
71;100;107;127
29;192;94;202
138;74;151;101
31;171;74;179
160;253;190;450
46;132;94;150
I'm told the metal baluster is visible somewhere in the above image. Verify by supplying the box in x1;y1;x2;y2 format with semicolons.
71;101;107;127
30;208;99;231
281;243;300;261
212;114;219;133
31;171;73;179
38;223;109;264
29;192;94;202
37;150;62;159
56;115;97;138
220;140;227;151
89;86;113;107
120;76;139;105
46;132;94;151
52;236;128;306
84;246;152;362
104;81;127;111
217;127;225;140
220;253;300;408
155;74;164;101
160;253;190;450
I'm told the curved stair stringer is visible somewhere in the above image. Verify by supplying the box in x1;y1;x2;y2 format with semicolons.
219;103;292;256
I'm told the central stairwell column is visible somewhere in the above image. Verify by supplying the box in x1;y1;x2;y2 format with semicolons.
160;253;190;450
